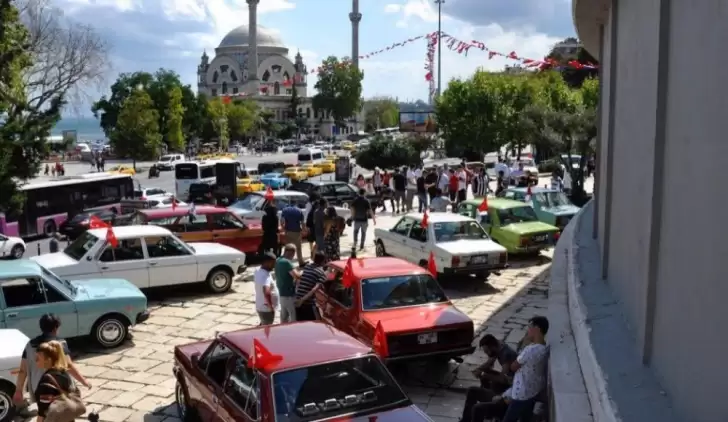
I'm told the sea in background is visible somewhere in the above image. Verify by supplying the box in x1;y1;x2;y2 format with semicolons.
51;116;106;142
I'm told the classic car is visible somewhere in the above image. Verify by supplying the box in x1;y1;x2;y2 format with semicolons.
289;180;382;208
499;187;580;230
374;213;508;280
236;178;265;193
228;191;351;224
317;257;475;362
281;144;300;153
0;329;28;422
325;154;339;162
60;209;121;240
259;172;290;189
0;260;149;348
341;140;356;150
458;198;560;254
133;186;173;199
172;322;433;422
315;160;336;173
282;166;308;182
126;206;282;256
119;198;188;214
31;225;246;293
301;163;323;177
257;161;287;175
0;234;26;259
107;165;136;175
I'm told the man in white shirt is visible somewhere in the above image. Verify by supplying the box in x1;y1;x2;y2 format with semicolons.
254;252;280;325
437;165;450;193
405;166;417;212
494;158;510;182
510;162;525;186
456;165;468;204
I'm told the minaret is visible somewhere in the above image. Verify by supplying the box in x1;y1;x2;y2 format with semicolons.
246;0;260;94
349;0;361;69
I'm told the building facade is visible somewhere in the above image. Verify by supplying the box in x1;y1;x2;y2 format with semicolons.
558;0;728;421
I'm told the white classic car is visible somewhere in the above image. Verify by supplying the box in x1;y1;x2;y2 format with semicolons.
0;234;25;259
31;225;246;293
228;190;351;223
374;213;508;279
0;329;28;422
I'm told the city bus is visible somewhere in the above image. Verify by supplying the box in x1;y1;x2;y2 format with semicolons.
0;173;134;238
175;160;243;200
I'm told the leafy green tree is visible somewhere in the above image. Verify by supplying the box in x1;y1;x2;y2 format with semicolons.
355;136;421;170
312;56;364;130
166;86;185;152
0;0;64;212
110;89;162;168
207;98;230;149
363;97;399;132
227;100;257;141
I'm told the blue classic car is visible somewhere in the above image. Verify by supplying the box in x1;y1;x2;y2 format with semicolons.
500;186;581;230
0;260;149;348
260;172;290;189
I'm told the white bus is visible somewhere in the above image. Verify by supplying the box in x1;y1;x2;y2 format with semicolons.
174;160;243;200
297;147;325;165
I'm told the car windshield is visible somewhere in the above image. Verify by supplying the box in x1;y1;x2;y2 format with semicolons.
41;266;76;295
70;213;92;223
497;206;539;224
273;355;408;422
535;191;571;207
361;274;447;310
432;221;488;242
230;194;265;210
159;156;173;161
64;231;99;260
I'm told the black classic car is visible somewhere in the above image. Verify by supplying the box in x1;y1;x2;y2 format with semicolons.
289;181;382;208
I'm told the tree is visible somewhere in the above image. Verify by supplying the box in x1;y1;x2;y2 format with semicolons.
166;86;185;152
110;89;162;168
312;56;364;129
227;100;256;141
355;136;421;170
207;98;230;149
287;88;306;139
363;97;399;132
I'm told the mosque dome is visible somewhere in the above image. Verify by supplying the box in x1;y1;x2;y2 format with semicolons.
217;24;286;48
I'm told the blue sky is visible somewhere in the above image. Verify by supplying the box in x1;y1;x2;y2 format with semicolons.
53;0;575;112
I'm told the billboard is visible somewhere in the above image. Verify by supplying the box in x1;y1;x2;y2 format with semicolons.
399;111;437;133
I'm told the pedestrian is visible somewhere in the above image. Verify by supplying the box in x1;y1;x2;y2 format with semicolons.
305;200;318;260
44;164;49;176
51;166;56;177
48;233;61;253
495;157;510;182
254;252;279;325
275;244;301;323
323;206;342;261
457;165;468;206
33;341;80;422
351;188;375;251
355;174;366;189
550;170;563;191
392;168;407;214
416;170;429;212
100;157;106;171
448;169;458;203
405;166;417;212
496;171;507;196
13;314;91;417
474;168;488;197
294;251;327;321
260;205;280;257
313;199;327;256
281;202;305;266
430;188;451;212
425;168;439;202
372;168;382;194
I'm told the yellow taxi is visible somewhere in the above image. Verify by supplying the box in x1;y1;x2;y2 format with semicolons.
236;178;265;193
315;160;336;173
325;154;339;161
107;165;136;175
301;163;323;177
341;141;355;151
283;166;309;181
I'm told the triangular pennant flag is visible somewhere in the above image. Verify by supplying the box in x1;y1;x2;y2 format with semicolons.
488;51;497;59
372;321;389;357
248;338;283;370
342;257;355;288
428;251;438;279
171;196;177;211
106;227;119;248
88;215;109;229
525;185;533;202
421;210;429;228
264;186;275;202
478;197;488;212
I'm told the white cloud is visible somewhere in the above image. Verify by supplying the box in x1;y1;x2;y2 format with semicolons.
383;4;401;14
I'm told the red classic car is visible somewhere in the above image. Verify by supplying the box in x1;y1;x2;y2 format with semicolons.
127;206;283;255
315;257;475;363
173;322;433;422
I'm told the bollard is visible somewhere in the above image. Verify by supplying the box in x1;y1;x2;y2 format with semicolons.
37;243;41;255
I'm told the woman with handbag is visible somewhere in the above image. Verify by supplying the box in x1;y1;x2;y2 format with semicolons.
34;341;86;422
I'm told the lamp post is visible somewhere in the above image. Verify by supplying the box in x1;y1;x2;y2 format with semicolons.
434;0;444;98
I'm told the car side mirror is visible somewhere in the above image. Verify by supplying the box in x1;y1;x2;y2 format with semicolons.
86;256;93;261
191;352;200;366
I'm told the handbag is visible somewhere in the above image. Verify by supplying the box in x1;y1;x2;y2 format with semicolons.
44;373;86;422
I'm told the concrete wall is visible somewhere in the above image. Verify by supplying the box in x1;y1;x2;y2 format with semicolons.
574;0;728;421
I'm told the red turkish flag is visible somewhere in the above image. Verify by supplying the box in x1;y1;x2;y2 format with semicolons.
248;338;283;370
525;185;533;201
478;197;488;212
372;321;389;357
222;96;231;104
106;227;119;248
342;257;355;288
88;215;109;229
171;196;178;211
508;51;518;59
264;186;275;202
428;251;438;279
421;210;429;228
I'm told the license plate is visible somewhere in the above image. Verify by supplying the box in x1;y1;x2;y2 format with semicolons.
417;332;438;345
533;235;548;242
470;255;488;264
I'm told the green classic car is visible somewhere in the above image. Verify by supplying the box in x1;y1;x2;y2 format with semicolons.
500;187;581;230
457;198;560;254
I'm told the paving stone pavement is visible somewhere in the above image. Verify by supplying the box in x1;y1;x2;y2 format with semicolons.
28;212;553;422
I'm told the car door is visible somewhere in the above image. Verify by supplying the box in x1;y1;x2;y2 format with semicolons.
176;214;214;244
210;213;258;253
191;341;233;422
213;354;259;422
406;221;429;265
96;237;151;289
333;183;357;206
387;217;416;257
143;235;198;287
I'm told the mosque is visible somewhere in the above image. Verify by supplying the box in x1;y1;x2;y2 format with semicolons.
196;0;365;138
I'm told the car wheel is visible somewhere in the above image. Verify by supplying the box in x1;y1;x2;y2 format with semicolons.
375;240;388;257
10;245;24;259
206;267;233;293
92;314;129;348
0;381;16;422
43;220;57;237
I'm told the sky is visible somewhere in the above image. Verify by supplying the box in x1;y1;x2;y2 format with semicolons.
51;0;576;113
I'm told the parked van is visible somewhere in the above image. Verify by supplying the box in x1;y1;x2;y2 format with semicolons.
156;153;186;171
297;147;324;165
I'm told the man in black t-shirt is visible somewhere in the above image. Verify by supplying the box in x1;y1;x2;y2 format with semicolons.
351;189;375;250
392;169;407;214
416;171;428;212
425;170;439;201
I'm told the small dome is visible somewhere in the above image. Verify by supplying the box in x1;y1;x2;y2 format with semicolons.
218;24;285;48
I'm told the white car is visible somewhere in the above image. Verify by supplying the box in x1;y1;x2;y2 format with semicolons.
31;225;246;293
156;153;186;171
0;329;28;422
133;187;172;199
228;190;351;223
0;234;25;259
374;213;508;279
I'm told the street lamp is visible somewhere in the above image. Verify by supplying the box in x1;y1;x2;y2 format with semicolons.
434;0;444;98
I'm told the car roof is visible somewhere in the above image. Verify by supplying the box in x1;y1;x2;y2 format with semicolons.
328;257;429;279
403;212;474;223
507;186;555;193
463;198;527;209
87;225;173;238
221;322;371;372
250;190;307;198
137;206;226;218
0;259;43;278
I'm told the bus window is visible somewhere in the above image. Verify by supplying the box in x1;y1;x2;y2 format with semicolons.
176;164;198;179
200;165;215;179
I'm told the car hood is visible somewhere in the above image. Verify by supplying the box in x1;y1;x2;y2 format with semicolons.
541;205;580;216
190;242;245;257
361;303;471;333
502;221;559;235
0;329;30;364
71;278;145;300
436;239;506;254
31;252;79;270
343;405;432;421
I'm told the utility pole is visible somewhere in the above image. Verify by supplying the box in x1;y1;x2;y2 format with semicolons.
434;0;444;98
